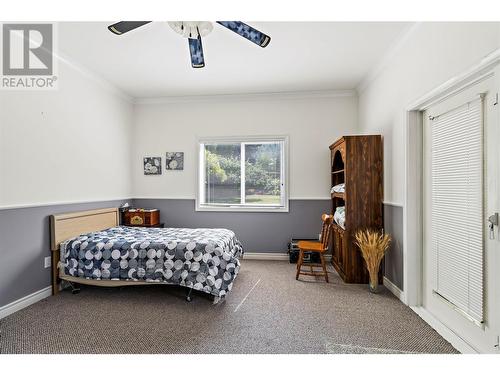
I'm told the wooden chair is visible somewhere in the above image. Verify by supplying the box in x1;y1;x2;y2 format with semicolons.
295;214;334;283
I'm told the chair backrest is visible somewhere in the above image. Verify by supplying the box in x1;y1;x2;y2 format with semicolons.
320;213;334;250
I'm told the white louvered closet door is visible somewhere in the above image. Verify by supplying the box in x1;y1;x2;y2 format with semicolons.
429;97;484;323
423;71;500;353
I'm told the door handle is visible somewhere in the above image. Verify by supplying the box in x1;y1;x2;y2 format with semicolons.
488;213;499;239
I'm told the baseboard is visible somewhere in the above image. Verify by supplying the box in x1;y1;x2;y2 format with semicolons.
383;276;405;303
243;252;289;260
410;306;479;354
0;286;52;320
243;252;332;262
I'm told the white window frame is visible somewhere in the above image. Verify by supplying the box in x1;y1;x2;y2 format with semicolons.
196;135;289;212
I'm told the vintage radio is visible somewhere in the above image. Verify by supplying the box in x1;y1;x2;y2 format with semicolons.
123;208;160;227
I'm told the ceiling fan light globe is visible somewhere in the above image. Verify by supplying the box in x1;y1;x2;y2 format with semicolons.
168;21;213;39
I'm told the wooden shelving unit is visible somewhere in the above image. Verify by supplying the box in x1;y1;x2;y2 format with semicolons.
331;192;345;199
329;135;383;284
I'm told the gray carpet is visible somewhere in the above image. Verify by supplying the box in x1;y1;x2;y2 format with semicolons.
0;260;458;354
325;343;418;354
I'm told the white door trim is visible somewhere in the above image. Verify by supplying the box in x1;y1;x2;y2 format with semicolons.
410;306;479;353
404;48;500;308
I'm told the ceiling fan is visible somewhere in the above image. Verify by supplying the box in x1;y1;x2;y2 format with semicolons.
108;21;271;68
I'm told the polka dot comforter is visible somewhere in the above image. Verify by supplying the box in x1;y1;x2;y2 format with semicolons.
60;226;244;300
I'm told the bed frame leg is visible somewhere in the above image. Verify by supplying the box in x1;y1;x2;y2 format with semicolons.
51;250;60;295
186;288;193;302
69;282;81;295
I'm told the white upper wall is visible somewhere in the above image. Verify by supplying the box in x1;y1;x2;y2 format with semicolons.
358;22;500;204
132;93;358;199
5;22;497;208
0;57;134;208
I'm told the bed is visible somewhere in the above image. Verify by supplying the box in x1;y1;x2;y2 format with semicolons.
50;208;243;302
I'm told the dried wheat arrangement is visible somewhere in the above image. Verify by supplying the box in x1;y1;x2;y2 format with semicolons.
354;229;392;292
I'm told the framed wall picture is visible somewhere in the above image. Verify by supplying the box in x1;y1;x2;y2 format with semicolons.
165;152;184;170
143;157;162;175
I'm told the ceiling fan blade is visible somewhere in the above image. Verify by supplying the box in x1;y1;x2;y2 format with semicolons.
108;21;151;35
188;36;205;68
216;21;270;47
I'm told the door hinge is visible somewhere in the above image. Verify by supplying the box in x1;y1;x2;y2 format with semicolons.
494;93;498;106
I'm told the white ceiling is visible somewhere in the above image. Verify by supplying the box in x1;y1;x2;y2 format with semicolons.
58;22;411;98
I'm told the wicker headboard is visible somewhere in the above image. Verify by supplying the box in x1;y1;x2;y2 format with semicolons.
50;207;119;251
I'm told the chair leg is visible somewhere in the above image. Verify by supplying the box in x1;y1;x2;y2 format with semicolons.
320;253;329;283
296;249;304;280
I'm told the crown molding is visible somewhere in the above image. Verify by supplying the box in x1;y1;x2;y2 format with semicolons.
407;47;500;111
133;89;357;105
356;22;422;94
56;51;134;103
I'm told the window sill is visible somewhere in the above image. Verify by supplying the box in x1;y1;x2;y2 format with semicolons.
195;204;289;213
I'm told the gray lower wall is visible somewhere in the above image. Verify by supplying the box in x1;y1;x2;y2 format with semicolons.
0;198;404;308
133;199;331;254
135;199;405;290
0;199;131;307
383;204;404;290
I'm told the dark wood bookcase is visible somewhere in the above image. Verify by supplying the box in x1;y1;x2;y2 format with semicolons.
329;135;383;283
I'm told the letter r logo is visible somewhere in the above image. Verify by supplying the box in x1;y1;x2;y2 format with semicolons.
2;24;53;75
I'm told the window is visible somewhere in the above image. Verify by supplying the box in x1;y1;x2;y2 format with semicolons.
197;136;288;212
